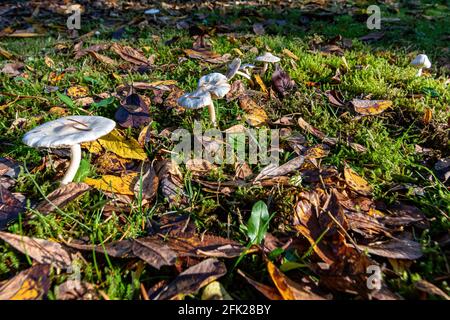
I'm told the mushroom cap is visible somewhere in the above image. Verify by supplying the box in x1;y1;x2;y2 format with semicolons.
411;54;431;69
177;89;212;109
144;9;160;15
255;52;281;63
198;72;231;98
23;116;116;149
240;63;256;71
226;58;241;80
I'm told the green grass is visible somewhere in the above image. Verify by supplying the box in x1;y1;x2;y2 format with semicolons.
0;0;449;299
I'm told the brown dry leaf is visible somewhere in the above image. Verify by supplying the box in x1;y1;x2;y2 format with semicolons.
414;280;449;300
238;269;283;300
67;85;89;98
272;65;296;97
67;240;134;258
87;50;116;65
74;43;110;59
383;203;427;227
44;56;55;68
84;173;138;196
352;99;392;115
35;182;90;215
0;232;73;269
97;129;147;160
186;159;217;176
267;261;326;300
56;280;98;300
111;43;153;66
359;31;385;42
358;239;423;260
0;157;20;178
235;161;253;180
344;166;372;196
1;62;25;77
238;95;268;126
422;107;432;124
115;93;151;128
133;163;159;201
254;156;305;182
0;185;25;230
155;159;187;205
153;258;227;300
325;90;345;107
254;74;268;93
183;48;228;64
297;117;336;145
132;238;177;269
0;264;51;300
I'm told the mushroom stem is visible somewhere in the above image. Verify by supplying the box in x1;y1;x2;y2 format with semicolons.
61;144;81;185
416;68;423;77
208;100;217;127
261;63;268;75
236;70;252;80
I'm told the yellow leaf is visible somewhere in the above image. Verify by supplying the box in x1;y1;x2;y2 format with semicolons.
238;95;268;127
67;85;89;98
44;56;55;68
10;280;41;300
352;99;392;115
97;129;147;160
344;166;372;196
111;72;122;81
282;48;299;61
85;173;138;195
267;261;295;300
0;47;14;59
48;72;65;84
253;74;268;93
7;32;43;38
82;140;103;153
422;107;432;124
48;106;68;116
233;48;244;56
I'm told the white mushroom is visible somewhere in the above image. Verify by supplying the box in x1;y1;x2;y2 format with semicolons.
226;58;241;80
198;73;231;98
23;116;116;185
255;52;281;75
178;89;216;126
411;54;431;77
144;8;160;21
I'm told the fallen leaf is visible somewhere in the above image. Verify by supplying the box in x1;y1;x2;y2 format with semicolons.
254;156;305;182
414;280;449;300
359;31;385;42
238;95;268;126
153;258;227;300
155;159;187;205
201;281;233;300
87;50;116;65
0;264;51;300
67;85;89;98
344;166;372;196
1;62;24;77
351;99;392;115
422;107;432;125
35;183;90;214
183;48;228;64
97;129;148;160
282;48;299;60
0;232;73;269
133;163;159;201
0;186;25;230
271;65;296;97
111;43;153;66
0;157;21;178
358;239;423;260
44;56;55;68
186;159;217;175
267;261;326;300
84;173;138;196
238;269;283;300
56;280;98;300
0;46;14;59
115;93;151;128
132;238;177;269
254;74;268;93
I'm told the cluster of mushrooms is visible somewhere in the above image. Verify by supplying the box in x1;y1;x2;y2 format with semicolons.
177;52;280;127
22;52;431;186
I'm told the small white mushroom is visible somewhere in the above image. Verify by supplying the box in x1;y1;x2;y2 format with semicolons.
236;63;256;80
178;89;216;126
22;116;116;185
198;73;231;98
144;8;160;21
255;52;281;75
411;54;431;77
226;58;241;80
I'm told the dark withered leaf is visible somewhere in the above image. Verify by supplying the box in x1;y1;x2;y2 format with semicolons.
35;182;90;215
115;93;151;128
0;264;51;300
0;186;25;230
271;65;296;97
